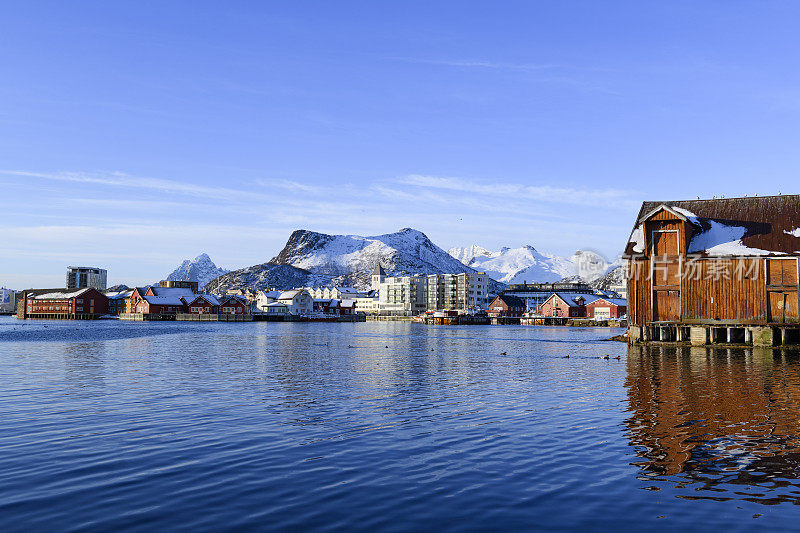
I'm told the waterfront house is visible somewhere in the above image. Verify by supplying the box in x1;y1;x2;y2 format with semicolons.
277;289;313;315
313;298;339;315
255;289;282;312
538;293;598;318
20;287;109;319
134;295;184;315
486;294;526;318
218;295;249;315
339;298;356;315
184;294;220;314
105;288;133;315
586;297;627;320
624;195;800;345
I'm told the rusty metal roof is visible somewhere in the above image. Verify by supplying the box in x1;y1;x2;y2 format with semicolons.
624;194;800;256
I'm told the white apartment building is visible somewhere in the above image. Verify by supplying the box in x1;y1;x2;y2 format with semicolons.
426;272;489;312
378;274;428;316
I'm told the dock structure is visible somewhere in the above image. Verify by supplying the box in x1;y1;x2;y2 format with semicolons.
624;195;800;347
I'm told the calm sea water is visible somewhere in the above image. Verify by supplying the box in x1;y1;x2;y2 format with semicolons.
2;317;800;531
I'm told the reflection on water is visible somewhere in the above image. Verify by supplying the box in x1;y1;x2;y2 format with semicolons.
626;345;800;505
8;318;800;530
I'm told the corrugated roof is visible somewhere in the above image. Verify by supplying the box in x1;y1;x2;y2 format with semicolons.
625;195;800;256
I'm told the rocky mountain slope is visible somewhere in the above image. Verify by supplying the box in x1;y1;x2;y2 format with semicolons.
165;253;229;289
203;263;319;294
209;228;505;293
588;264;626;292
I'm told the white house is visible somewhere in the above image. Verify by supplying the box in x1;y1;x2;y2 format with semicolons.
277;289;313;315
255;289;282;313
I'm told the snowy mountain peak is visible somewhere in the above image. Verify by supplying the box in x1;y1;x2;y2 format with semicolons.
268;228;487;289
449;244;616;284
165;253;230;290
447;244;492;264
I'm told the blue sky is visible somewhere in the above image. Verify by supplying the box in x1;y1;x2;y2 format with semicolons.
2;1;800;288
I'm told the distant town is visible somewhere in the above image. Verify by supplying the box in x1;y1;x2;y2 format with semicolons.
2;263;627;326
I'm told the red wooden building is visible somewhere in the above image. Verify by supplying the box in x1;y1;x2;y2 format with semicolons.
586;297;627;319
538;293;596;318
184;295;219;314
134;295;184;315
219;295;248;314
624;195;800;345
487;294;526;317
21;287;108;319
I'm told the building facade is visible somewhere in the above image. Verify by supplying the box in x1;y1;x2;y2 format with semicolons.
20;288;109;319
379;275;428;315
66;266;108;290
586;297;627;320
426;272;488;311
624;196;800;345
486;294;526;317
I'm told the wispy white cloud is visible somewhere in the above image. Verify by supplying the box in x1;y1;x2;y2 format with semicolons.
400;174;640;209
257;178;328;194
0;170;272;202
406;58;560;72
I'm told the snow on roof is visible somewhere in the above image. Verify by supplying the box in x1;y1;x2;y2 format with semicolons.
278;289;305;299
340;298;357;306
150;287;196;298
186;294;220;306
265;301;287;307
590;297;627;307
335;287;362;294
552;292;601;307
33;288;92;300
687;220;773;256
143;295;184;305
626;196;800;257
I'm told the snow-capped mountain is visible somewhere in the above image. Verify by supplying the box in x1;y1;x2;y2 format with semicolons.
210;228;505;294
165;253;229;289
448;245;615;284
270;228;486;289
447;244;492;264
